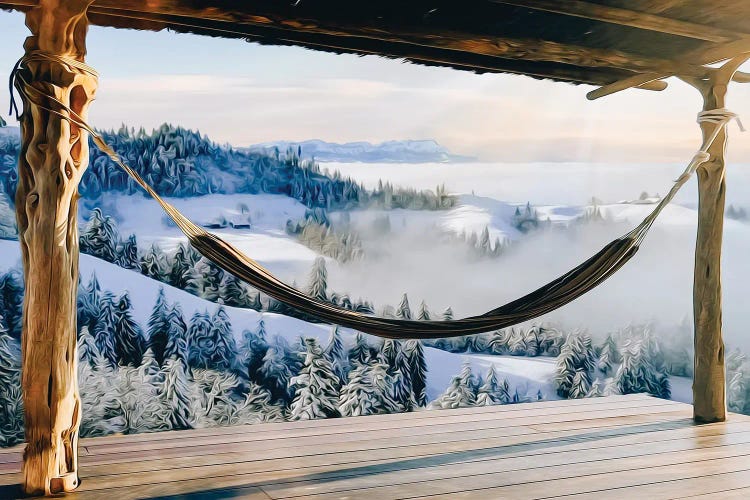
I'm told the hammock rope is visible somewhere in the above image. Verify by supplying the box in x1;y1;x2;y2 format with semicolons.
8;52;744;339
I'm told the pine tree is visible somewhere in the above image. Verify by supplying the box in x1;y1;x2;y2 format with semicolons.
259;346;294;403
323;326;348;385
93;291;118;367
475;366;510;406
186;310;212;368
163;304;189;364
117;234;140;270
396;293;412;320
348;332;372;367
168;243;193;290
429;363;477;409
289;338;341;420
403;340;428;407
77;326;99;368
306;257;328;302
339;356;399;417
614;329;671;399
77;273;101;338
555;332;596;399
140;243;168;282
219;273;252;308
0;317;23;446
147;288;171;365
442;307;454;320
417;301;431;321
597;334;620;375
159;356;197;430
80;208;119;263
0;270;23;339
238;320;269;382
113;292;146;366
185;258;223;301
79;347;124;437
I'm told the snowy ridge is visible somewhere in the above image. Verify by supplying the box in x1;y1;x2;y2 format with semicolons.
244;139;476;163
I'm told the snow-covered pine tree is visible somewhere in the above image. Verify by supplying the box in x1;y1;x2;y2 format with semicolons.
93;291;119;367
554;331;595;399
77;326;99;368
238;320;269;382
147;288;171;365
475;366;510;406
339;356;399;417
403;340;428;407
114;292;146;367
185;258;223;301
77;273;101;337
79;347;124;437
380;339;401;369
597;334;620;375
159;356;198;430
117;234;140;270
396;293;413;320
306;256;328;302
186;310;213;369
0;271;23;339
429;363;477;409
235;381;285;423
288;337;341;420
259;346;294;403
219;273;252;308
348;332;373;367
80;208;119;263
613;328;671;399
0;317;23;446
442;307;454;320
163;305;189;364
140;243;168;282
417;301;431;321
168;243;193;290
323;326;348;386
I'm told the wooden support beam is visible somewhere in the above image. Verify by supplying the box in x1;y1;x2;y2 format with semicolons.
680;56;750;424
15;0;97;495
587;37;750;100
493;0;744;43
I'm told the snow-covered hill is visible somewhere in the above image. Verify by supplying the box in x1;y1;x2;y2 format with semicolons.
245;139;476;163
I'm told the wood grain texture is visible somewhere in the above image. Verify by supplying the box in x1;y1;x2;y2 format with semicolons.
1;396;748;499
14;0;97;495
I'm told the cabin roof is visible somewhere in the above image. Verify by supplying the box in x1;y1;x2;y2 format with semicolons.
2;1;750;98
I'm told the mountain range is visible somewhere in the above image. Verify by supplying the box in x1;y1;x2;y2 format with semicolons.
244;139;476;163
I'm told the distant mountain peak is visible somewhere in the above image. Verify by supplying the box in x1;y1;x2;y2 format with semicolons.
244;139;476;163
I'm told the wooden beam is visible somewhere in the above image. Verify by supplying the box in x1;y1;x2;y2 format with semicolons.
0;1;717;81
73;4;671;88
493;0;744;43
15;0;97;495
587;37;750;100
680;56;750;424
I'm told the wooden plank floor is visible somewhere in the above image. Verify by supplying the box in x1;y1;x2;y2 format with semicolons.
2;394;750;499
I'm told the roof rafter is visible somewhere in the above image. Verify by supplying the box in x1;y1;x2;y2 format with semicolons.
492;0;745;43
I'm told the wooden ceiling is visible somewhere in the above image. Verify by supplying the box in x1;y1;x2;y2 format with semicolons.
2;0;750;99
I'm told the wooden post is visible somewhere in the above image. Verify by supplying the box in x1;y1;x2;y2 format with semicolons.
683;57;748;424
15;0;96;495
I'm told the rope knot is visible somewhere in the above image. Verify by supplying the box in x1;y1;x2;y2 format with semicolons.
697;107;745;132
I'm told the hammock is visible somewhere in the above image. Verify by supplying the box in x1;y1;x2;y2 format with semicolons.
8;52;744;339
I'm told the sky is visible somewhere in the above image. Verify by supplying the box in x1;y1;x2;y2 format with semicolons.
2;9;750;162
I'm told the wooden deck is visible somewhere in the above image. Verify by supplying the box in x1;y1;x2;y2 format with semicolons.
2;394;750;499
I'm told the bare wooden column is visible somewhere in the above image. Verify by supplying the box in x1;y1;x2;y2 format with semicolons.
683;57;748;424
15;0;96;495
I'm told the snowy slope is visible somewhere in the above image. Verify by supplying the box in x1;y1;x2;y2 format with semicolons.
0;237;562;400
89;193;318;282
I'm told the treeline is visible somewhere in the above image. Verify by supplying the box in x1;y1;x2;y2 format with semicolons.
0;124;455;212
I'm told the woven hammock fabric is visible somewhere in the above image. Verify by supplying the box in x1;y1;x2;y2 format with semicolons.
8;52;741;339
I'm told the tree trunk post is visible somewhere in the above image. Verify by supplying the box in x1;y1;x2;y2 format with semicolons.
15;0;96;495
684;57;748;424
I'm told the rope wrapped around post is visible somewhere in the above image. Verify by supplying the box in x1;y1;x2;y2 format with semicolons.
8;52;744;339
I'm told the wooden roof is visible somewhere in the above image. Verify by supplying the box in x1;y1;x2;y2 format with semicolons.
2;0;750;99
